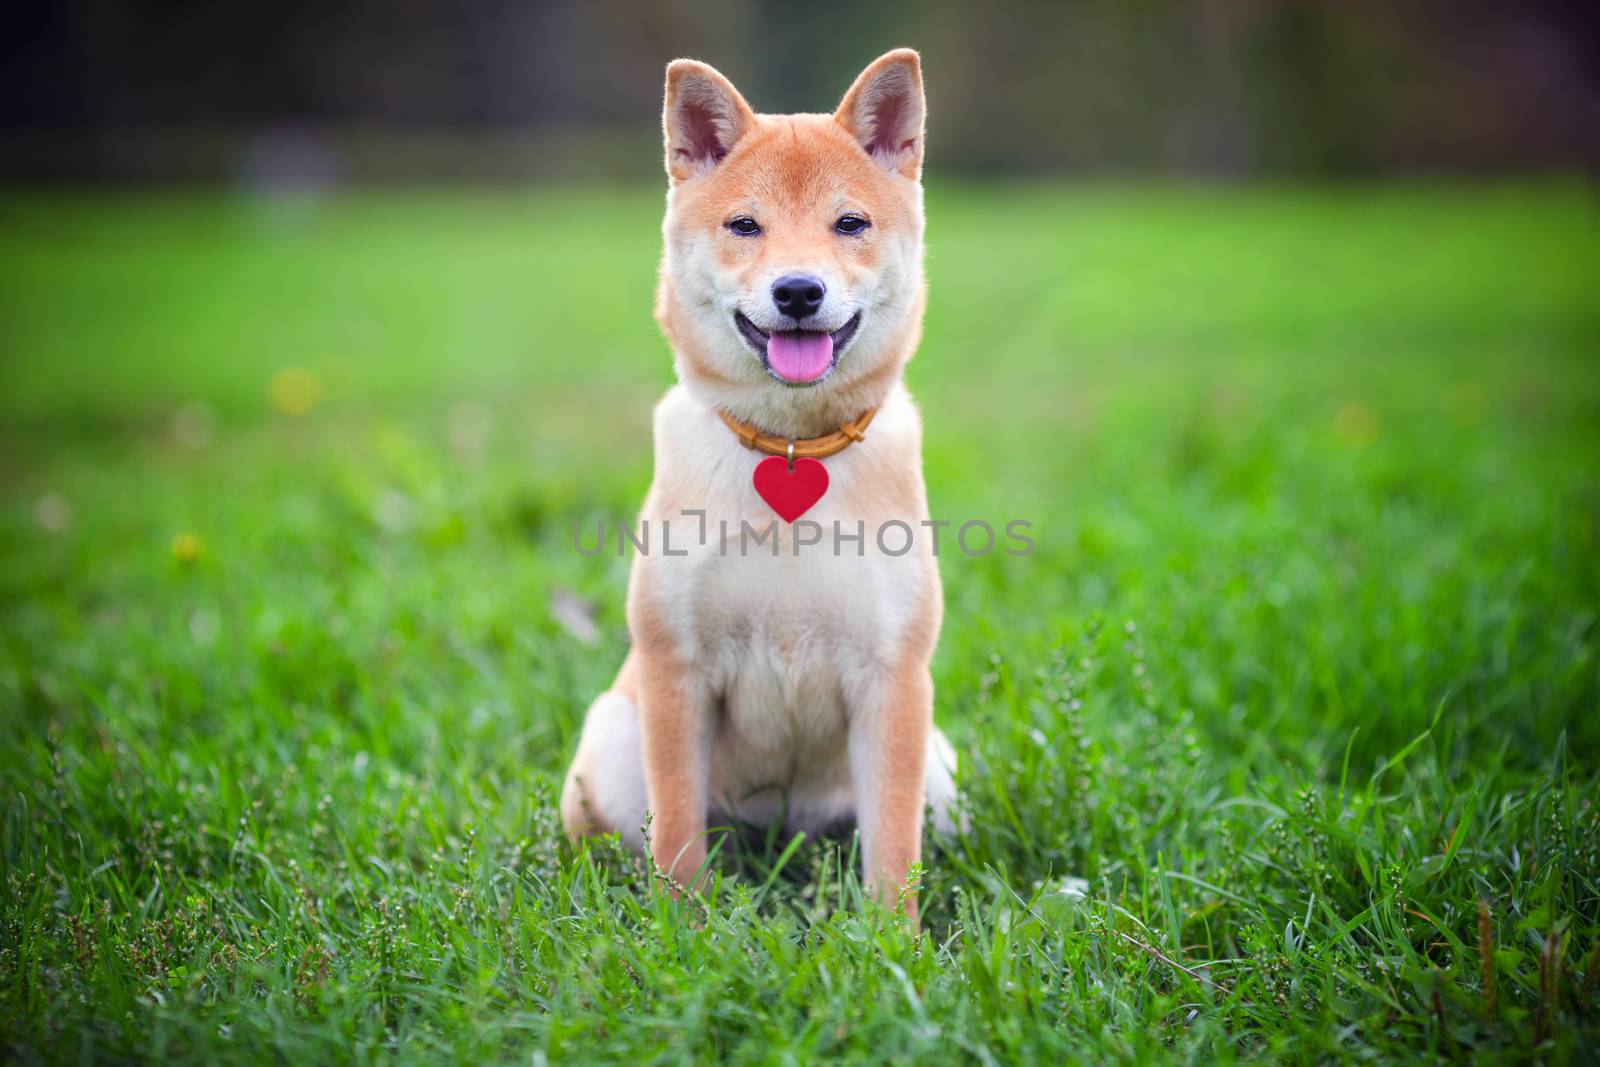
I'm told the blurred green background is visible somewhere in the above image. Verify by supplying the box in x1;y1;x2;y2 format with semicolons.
5;181;1597;767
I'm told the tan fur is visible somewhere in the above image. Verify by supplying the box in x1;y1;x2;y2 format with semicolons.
562;50;951;923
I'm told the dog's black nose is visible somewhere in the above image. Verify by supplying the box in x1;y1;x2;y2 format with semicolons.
771;275;825;320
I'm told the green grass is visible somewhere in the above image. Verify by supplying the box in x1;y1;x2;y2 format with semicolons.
2;181;1598;1063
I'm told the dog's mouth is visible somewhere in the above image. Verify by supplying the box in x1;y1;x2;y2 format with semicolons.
735;311;862;386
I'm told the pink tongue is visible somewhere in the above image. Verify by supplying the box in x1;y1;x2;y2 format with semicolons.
766;331;834;383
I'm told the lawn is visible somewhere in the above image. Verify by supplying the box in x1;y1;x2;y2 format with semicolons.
1;182;1597;1063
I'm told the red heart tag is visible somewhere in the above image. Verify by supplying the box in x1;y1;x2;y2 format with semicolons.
753;456;828;523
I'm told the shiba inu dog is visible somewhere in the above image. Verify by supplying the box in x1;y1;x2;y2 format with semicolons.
560;49;955;921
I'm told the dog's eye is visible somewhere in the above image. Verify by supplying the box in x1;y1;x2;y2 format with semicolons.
835;214;869;236
727;216;761;236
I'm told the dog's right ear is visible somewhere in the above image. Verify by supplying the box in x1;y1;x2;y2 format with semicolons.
663;60;756;183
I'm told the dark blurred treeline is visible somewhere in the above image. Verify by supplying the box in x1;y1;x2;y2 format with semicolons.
3;0;1596;182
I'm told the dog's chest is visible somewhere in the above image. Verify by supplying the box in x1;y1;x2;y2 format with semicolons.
659;514;925;705
635;386;936;750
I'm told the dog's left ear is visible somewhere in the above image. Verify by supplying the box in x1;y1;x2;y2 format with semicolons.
835;49;925;180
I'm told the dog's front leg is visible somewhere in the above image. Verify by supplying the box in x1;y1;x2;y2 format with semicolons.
636;648;711;892
849;663;933;925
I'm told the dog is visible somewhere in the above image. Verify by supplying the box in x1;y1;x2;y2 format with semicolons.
560;49;955;922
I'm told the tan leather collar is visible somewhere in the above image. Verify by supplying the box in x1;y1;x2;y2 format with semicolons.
718;407;877;460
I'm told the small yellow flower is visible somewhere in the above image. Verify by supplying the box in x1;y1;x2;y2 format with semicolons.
1334;402;1380;447
269;367;323;416
171;532;204;564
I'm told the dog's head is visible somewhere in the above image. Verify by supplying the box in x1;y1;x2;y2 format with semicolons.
656;50;926;425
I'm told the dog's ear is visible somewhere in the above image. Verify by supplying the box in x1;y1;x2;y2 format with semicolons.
835;49;925;180
663;59;756;183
